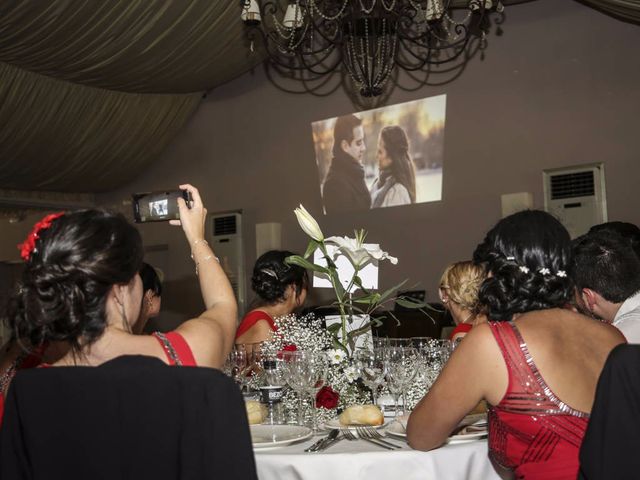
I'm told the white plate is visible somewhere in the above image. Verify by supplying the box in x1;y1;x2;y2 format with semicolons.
385;416;487;443
323;418;386;430
250;424;313;449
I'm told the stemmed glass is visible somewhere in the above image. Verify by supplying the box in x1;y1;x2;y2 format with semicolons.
384;346;418;419
354;349;386;407
282;351;328;432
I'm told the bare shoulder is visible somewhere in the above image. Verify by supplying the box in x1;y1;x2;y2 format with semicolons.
235;318;273;345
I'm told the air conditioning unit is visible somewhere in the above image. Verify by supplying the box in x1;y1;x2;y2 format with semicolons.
543;163;607;238
208;211;246;313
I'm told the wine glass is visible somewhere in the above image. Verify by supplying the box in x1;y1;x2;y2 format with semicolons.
304;352;328;434
354;349;386;407
384;346;418;418
282;350;313;427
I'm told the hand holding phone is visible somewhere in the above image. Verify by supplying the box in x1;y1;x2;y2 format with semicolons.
132;189;192;223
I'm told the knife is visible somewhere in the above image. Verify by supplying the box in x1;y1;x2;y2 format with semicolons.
305;429;339;452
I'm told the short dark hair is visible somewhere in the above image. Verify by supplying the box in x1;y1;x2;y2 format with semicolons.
473;210;574;321
8;210;143;351
589;221;640;258
251;250;309;305
571;231;640;303
140;262;162;297
332;114;362;157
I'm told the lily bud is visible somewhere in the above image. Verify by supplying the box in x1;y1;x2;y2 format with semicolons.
294;205;324;242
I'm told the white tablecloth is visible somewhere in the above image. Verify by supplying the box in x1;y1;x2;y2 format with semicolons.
255;434;501;480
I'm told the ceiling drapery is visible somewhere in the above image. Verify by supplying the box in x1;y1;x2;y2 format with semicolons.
0;0;637;194
0;0;262;193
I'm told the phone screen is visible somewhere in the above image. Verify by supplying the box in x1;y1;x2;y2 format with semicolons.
132;190;190;223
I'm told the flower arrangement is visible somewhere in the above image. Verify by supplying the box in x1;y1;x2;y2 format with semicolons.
258;313;370;424
286;205;425;356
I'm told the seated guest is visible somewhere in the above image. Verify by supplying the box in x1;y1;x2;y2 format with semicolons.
407;210;625;479
0;354;257;479
438;261;486;344
235;250;308;345
578;344;640;479
133;262;163;334
0;184;237;421
571;230;640;342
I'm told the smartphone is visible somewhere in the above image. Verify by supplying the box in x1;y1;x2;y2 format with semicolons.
132;189;193;223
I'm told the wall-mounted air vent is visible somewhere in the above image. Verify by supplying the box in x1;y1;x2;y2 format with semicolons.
214;215;237;236
543;163;607;238
550;171;595;200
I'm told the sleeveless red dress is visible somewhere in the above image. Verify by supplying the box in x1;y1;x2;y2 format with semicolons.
488;321;589;479
235;310;276;340
0;332;196;424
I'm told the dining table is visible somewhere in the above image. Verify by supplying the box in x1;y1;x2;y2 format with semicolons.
254;428;501;480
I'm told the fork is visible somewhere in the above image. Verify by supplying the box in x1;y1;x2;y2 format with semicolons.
359;426;404;449
341;428;396;450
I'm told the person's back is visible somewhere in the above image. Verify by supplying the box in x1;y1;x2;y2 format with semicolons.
0;355;258;480
408;210;625;480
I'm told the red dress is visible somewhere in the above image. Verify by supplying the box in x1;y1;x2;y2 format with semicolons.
450;322;473;340
488;321;589;479
235;310;276;340
0;332;196;423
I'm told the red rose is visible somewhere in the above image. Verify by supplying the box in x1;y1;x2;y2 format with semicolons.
315;385;339;409
277;344;298;360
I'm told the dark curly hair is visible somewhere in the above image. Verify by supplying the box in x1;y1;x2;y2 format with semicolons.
8;210;143;351
472;210;574;321
251;250;308;305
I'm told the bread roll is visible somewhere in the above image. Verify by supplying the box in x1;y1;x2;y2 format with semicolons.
245;400;267;425
338;404;384;426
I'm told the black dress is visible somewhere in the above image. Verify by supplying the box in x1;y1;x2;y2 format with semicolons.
0;355;257;480
578;344;640;480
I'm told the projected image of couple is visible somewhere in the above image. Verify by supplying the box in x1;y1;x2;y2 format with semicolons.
312;95;446;215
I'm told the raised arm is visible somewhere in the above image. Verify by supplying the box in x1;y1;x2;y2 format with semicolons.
406;323;507;450
171;184;238;369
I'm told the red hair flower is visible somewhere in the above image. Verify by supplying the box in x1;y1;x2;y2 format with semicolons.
18;212;65;261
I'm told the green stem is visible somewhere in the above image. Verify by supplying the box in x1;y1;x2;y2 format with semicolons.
319;242;349;355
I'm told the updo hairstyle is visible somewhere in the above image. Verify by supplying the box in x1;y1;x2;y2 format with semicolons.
472;210;574;321
8;210;143;351
251;250;309;304
439;261;485;313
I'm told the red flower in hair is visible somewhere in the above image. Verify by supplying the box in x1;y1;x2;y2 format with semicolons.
18;212;65;261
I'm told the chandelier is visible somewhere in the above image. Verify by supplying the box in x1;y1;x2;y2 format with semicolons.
241;1;506;97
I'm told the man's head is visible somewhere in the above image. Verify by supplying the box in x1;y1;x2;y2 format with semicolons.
589;221;640;258
332;114;365;163
571;231;640;322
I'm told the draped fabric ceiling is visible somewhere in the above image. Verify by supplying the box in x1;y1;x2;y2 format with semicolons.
0;0;638;195
0;0;262;193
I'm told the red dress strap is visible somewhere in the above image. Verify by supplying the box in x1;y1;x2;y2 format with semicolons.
235;310;276;339
152;332;197;366
449;323;473;340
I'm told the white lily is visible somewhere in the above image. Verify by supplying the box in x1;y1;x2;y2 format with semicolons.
293;204;324;242
325;231;398;267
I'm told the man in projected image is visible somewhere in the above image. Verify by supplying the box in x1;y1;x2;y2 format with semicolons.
322;114;371;214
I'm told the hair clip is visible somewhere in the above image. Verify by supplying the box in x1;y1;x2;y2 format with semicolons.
556;270;567;278
539;268;550;275
506;256;515;261
519;266;529;274
261;268;278;279
17;212;65;261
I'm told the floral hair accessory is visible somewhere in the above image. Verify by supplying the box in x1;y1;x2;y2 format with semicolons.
519;266;530;274
556;270;567;278
18;212;65;261
539;268;551;275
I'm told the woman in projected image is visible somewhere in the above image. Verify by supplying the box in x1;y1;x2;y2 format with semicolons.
370;125;417;208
